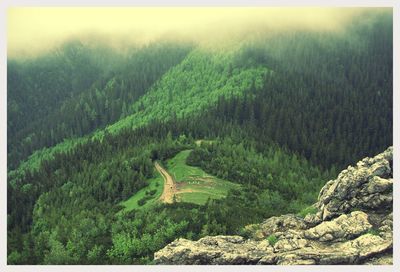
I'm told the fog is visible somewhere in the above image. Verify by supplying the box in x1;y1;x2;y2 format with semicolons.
7;7;391;58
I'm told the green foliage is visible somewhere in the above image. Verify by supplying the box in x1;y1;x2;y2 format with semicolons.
7;251;23;265
44;232;77;265
238;224;261;240
107;209;189;264
187;138;332;207
9;45;268;180
87;245;104;264
8;42;192;169
8;137;85;180
137;190;158;206
266;234;278;246
106;48;269;134
145;189;157;196
366;228;381;236
120;172;164;212
297;205;318;218
137;197;149;206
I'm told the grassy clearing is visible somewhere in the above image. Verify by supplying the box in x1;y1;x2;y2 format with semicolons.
179;192;217;205
121;149;239;210
120;170;164;212
167;149;239;205
166;150;204;182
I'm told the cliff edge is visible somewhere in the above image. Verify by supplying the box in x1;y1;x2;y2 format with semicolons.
154;147;393;265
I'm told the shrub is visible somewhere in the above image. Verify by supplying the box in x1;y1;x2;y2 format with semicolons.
138;195;153;206
148;189;157;196
238;225;254;239
297;205;318;218
366;228;381;236
137;198;148;206
267;234;278;246
145;189;157;196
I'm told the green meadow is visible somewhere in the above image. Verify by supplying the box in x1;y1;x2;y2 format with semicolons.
121;170;164;212
167;150;239;205
121;149;239;210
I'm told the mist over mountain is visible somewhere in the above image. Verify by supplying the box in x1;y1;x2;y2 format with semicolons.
8;7;390;58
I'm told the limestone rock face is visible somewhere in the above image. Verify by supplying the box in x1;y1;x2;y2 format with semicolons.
304;211;371;242
259;214;307;238
154;236;273;265
315;146;392;221
154;147;393;265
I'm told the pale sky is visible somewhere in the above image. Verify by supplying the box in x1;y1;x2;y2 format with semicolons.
7;7;390;58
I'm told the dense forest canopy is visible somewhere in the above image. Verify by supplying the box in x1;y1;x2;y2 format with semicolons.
7;9;392;265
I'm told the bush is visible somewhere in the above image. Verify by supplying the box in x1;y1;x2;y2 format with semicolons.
297;205;318;218
238;225;257;239
366;228;381;236
146;189;157;196
137;198;148;206
7;251;23;265
267;234;278;246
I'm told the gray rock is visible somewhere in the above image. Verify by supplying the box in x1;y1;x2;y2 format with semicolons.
154;236;273;265
363;176;393;194
362;253;393;265
315;146;393;220
273;236;309;252
258;214;307;238
343;233;392;260
304;211;371;242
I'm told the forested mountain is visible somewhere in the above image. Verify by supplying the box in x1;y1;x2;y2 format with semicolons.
8;41;192;169
8;41;117;142
7;11;392;265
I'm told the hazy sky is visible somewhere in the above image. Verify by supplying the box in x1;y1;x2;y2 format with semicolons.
7;7;389;58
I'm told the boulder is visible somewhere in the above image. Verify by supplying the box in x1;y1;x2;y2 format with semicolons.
303;211;371;242
315;146;392;220
154;236;273;265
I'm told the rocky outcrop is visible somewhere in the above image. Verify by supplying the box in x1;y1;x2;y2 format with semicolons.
310;146;393;223
154;147;393;265
303;211;371;242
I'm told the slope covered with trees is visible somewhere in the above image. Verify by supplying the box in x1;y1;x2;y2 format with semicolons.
7;41;119;168
7;118;333;264
8;41;192;169
230;13;393;168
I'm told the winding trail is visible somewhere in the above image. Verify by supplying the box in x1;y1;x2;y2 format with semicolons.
155;162;177;203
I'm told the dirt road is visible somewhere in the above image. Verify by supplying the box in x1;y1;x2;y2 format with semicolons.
155;162;176;203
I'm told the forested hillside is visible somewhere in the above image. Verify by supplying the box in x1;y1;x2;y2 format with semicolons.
8;41;192;169
7;11;392;265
